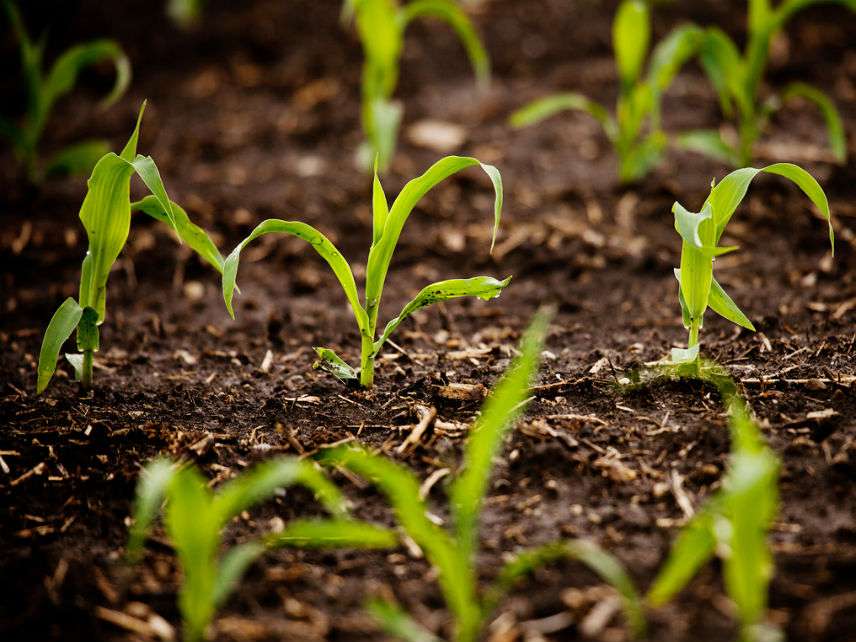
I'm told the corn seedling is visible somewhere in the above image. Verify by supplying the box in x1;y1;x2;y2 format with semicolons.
1;0;131;182
128;457;395;642
36;102;225;394
671;162;832;364
648;369;781;642
317;313;647;642
680;0;855;166
344;0;489;171
510;0;702;183
223;156;507;388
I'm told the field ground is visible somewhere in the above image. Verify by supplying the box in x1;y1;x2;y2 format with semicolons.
1;1;855;640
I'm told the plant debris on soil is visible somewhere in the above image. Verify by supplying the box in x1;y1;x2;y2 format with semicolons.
1;1;855;641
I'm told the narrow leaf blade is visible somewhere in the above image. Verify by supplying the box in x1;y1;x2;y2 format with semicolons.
37;297;83;393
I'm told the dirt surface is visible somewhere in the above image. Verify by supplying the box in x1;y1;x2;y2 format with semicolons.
1;1;855;641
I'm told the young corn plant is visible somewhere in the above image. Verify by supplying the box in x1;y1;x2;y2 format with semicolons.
344;0;489;172
670;162;832;364
317;313;647;642
128;457;395;642
223;156;507;388
648;370;781;642
510;0;702;183
36;102;225;394
1;0;131;182
680;0;855;167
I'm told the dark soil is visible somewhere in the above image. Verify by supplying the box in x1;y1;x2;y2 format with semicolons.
1;1;855;641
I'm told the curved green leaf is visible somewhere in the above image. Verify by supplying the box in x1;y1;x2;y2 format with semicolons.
131;196;224;273
373;276;511;356
613;0;650;88
486;540;646;639
266;518;397;549
316;445;480;639
647;510;717;605
372;160;390;245
647;24;703;94
450;311;549;563
782;82;846;163
221;219;368;332
44;39;130;110
400;0;490;86
367;599;442;642
313;347;358;382
677;129;741;166
212;541;265;608
127;458;177;560
703;163;833;251
365;156;503;321
44;139;111;177
699;28;745;117
212;458;348;525
36;297;83;394
709;278;755;331
509;93;617;141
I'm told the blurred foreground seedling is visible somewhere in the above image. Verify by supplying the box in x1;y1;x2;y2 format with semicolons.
223;155;508;388
318;312;647;642
36;102;224;394
670;162;832;364
1;0;130;182
129;457;395;642
648;366;782;642
511;0;702;183
344;0;489;172
680;0;854;166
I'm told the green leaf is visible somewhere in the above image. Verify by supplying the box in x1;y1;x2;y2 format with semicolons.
674;268;691;329
76;306;100;352
372;160;390;245
647;510;717;605
369;97;403;173
781;82;846;163
677;129;741;166
212;458;348;525
129;155;177;230
485;540;646;637
44;139;111;177
36;297;83;393
316;445;480;639
212;541;265;608
127;458;176;560
673;202;736;256
164;466;219;642
131;196;224;273
699;28;745;117
704;163;833;251
313;347;358;382
44;39;130;110
400;0;490;87
613;0;650;88
367;599;442;642
619;130;667;183
647;24;703;95
365;156;503;321
221;219;368;333
708;278;755;331
65;353;84;379
509;92;617;141
450;311;549;563
266;518;397;549
373;276;511;356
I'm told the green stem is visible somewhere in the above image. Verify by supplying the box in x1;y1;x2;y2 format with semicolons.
688;319;701;350
80;349;94;389
359;334;375;388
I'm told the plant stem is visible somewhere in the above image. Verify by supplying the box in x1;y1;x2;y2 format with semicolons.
687;319;701;350
359;334;375;388
80;349;94;389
